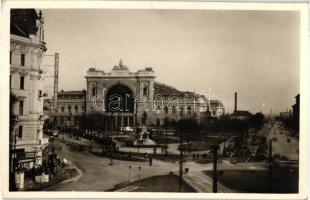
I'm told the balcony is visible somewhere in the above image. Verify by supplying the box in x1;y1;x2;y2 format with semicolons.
11;88;28;98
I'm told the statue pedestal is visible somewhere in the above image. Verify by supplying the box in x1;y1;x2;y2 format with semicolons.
134;126;156;146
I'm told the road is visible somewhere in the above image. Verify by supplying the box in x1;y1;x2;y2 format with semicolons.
43;139;177;191
264;121;299;160
43;138;240;192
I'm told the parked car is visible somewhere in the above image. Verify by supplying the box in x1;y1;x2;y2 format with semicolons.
123;126;133;132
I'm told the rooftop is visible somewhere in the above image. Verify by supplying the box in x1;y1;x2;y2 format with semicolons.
86;60;155;78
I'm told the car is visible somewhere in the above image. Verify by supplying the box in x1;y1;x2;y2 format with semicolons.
124;126;133;132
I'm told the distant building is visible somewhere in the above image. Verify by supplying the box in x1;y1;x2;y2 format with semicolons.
209;99;225;118
229;92;251;120
50;90;86;128
230;110;252;120
10;9;48;169
84;60;214;127
279;111;291;119
292;94;300;131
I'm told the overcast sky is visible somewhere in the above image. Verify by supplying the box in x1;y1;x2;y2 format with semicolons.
42;9;300;114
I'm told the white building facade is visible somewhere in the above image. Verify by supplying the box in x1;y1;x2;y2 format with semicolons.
10;9;48;169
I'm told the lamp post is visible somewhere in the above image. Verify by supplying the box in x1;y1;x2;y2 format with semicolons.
178;111;184;192
211;144;219;193
165;117;168;155
268;138;273;186
138;166;141;191
109;114;114;166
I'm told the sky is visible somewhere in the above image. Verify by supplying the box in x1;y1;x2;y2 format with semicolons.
42;9;300;114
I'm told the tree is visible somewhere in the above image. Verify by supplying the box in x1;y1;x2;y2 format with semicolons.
175;117;200;152
249;112;265;130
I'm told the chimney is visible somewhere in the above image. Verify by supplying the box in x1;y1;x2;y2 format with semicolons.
234;92;237;112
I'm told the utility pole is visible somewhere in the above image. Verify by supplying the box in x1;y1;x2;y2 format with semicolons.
178;117;184;192
138;166;141;191
110;115;114;166
165;118;168;155
268;139;273;174
212;144;218;193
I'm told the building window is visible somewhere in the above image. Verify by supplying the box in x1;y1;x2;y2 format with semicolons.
75;105;78;112
68;105;72;113
19;100;24;115
187;106;192;115
61;107;64;112
20;76;24;89
74;117;78;125
172;106;176;115
10;51;12;64
18;126;23;139
180;106;184;116
92;87;96;96
38;90;43;97
143;86;148;96
21;54;25;66
164;106;169;114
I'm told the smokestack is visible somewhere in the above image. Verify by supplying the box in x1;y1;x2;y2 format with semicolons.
234;92;237;112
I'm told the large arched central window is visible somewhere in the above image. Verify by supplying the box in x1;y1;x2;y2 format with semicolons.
106;84;134;113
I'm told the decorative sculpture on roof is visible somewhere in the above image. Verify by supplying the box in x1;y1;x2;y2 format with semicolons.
113;59;128;71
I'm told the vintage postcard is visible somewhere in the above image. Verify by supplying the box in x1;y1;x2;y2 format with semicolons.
0;1;308;199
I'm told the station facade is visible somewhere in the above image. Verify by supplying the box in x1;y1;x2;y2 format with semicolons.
84;60;223;128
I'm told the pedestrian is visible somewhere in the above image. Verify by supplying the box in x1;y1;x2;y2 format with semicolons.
149;157;153;167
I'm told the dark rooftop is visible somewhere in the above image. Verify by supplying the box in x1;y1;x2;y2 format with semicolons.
10;9;40;38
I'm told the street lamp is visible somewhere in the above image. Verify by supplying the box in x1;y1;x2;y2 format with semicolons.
211;144;219;193
109;114;114;166
138;166;141;191
165;117;168;155
178;109;184;192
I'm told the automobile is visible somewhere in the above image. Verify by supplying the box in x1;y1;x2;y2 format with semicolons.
123;126;134;132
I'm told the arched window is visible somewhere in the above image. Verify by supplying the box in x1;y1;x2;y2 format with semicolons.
92;87;96;96
157;105;161;114
75;105;78;112
68;105;72;113
180;106;184;116
172;106;176;115
164;106;169;114
187;106;192;115
143;86;148;96
61;107;64;112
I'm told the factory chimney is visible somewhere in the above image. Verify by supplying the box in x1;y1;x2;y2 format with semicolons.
234;92;237;113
